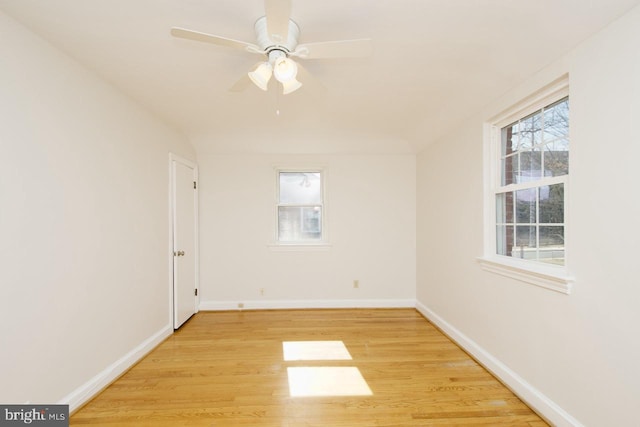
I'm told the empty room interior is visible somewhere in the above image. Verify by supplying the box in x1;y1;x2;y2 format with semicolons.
1;0;639;425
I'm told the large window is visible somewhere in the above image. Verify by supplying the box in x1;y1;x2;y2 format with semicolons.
480;76;573;293
277;171;324;243
496;97;569;265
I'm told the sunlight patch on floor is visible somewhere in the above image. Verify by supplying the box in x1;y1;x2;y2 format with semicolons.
287;367;373;397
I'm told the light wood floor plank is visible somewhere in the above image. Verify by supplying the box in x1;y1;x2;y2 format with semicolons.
70;309;548;426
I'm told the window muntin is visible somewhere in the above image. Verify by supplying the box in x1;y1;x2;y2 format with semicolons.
277;171;324;243
495;97;569;265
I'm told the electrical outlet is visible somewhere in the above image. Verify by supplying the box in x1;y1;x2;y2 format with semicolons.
260;288;265;296
353;280;359;289
238;303;244;309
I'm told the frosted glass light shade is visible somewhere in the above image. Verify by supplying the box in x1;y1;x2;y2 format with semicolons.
248;62;272;91
282;78;302;94
273;57;298;83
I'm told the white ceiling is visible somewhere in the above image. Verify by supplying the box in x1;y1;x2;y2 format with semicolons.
1;0;639;154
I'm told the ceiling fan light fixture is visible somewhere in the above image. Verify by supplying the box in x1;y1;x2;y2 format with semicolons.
281;78;302;95
248;62;272;91
171;1;374;97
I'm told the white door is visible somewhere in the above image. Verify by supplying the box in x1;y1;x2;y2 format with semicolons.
171;155;198;329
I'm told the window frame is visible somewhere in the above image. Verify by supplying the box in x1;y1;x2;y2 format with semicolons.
478;75;574;294
271;167;330;250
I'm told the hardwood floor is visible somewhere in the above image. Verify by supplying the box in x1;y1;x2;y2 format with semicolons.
70;309;548;426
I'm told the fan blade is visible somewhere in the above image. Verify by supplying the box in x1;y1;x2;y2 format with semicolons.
171;27;262;54
264;0;292;43
295;62;326;94
293;39;373;59
229;74;253;92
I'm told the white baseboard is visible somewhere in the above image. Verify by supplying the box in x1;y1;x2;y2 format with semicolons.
415;301;583;427
59;324;173;413
199;299;416;311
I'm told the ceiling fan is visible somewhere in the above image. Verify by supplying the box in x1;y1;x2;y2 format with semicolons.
170;0;372;95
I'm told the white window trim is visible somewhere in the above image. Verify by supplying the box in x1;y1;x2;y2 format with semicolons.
268;243;332;251
269;166;331;250
478;74;574;294
476;257;573;294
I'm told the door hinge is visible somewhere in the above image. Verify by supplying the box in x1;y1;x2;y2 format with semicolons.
195;288;198;296
193;181;197;189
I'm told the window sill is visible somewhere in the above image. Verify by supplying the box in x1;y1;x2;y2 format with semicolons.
476;256;574;294
268;242;332;252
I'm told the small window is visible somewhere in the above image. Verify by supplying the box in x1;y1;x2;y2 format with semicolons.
495;98;569;265
277;171;324;243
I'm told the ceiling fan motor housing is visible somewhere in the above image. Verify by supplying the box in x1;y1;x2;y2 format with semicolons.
254;16;300;54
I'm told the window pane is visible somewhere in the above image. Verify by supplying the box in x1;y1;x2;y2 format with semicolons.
501;124;518;156
532;112;542;146
539;226;564;265
544;98;569;142
544;142;569;176
520;116;534;149
514;226;536;259
519;148;542;182
512;153;522;185
515;189;536;224
496;192;514;223
501;154;516;186
279;172;321;204
539;184;564;223
278;206;322;241
496;225;514;257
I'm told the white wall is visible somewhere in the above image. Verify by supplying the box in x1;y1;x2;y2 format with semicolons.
0;11;195;407
4;1;637;423
198;152;416;309
416;5;640;426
